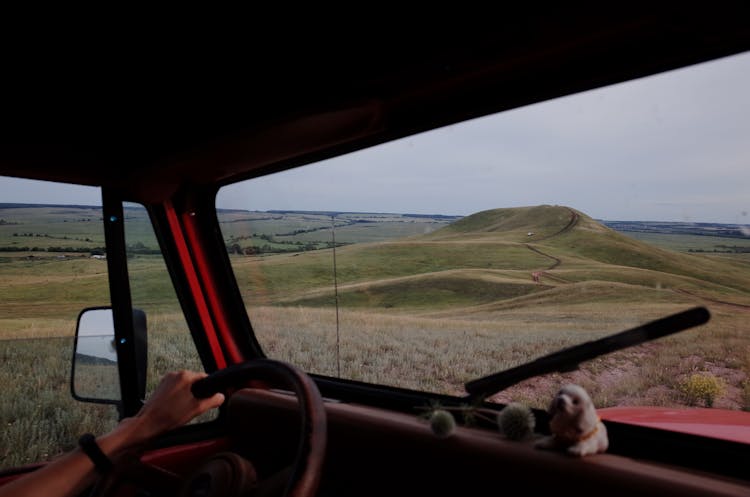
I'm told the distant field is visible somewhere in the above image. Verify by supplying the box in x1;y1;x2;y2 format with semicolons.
621;231;750;253
0;204;159;254
7;204;748;256
0;205;105;251
1;203;749;469
231;206;750;413
218;210;458;249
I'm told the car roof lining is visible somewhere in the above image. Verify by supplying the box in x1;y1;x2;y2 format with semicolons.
1;10;749;203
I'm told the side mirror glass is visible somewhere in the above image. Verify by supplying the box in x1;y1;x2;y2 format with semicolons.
71;307;120;403
71;307;148;405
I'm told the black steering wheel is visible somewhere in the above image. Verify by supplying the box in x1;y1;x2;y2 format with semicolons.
90;358;327;497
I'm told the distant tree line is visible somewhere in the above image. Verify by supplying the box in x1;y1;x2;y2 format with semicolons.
688;246;750;253
3;241;160;256
0;246;106;253
226;240;346;255
126;242;160;255
13;233;95;242
273;219;375;237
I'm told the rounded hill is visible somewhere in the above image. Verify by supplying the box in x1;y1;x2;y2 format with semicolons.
235;204;750;311
428;205;580;242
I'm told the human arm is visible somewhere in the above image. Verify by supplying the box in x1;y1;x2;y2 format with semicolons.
0;370;225;497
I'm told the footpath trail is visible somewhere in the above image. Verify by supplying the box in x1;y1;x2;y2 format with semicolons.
526;245;560;270
673;288;750;313
534;207;580;242
528;208;578;282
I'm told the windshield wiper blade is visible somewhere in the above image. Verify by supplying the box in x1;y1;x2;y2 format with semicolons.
464;306;710;400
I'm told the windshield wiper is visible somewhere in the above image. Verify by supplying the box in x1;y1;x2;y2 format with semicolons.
464;306;710;401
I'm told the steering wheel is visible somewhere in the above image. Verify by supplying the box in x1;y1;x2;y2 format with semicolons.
90;358;327;497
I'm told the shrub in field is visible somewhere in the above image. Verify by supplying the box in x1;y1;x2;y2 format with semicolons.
679;373;725;407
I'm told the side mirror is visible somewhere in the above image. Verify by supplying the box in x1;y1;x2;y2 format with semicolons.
71;307;148;405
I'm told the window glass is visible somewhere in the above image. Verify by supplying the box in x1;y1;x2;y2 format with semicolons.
122;203;214;421
0;178;118;469
217;52;750;412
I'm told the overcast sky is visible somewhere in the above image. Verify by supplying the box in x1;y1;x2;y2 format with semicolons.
3;50;750;224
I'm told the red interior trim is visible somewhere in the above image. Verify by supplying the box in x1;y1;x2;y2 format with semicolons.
0;463;44;487
141;438;231;475
165;201;227;369
231;389;750;497
181;212;243;364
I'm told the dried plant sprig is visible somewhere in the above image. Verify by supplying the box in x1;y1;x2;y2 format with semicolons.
429;409;456;438
498;402;535;441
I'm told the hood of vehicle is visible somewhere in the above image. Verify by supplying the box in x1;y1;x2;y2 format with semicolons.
599;406;750;444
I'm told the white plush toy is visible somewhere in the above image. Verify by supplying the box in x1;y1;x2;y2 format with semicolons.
535;384;608;457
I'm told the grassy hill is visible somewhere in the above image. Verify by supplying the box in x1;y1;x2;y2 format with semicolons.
428;205;576;242
240;205;749;411
541;209;750;298
6;202;748;315
249;205;750;312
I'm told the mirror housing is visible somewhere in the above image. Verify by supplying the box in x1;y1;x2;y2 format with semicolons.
71;307;148;406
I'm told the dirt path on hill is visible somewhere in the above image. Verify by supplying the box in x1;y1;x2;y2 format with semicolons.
673;288;750;312
526;208;578;282
526;245;561;270
534;208;579;241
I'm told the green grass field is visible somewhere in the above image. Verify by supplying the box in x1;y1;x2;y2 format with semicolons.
623;231;750;252
1;203;749;469
233;205;750;413
218;210;457;247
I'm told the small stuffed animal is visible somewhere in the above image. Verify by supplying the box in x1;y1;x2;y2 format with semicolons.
535;384;608;457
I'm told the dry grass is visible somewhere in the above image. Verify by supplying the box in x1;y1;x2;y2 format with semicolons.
492;306;749;410
0;337;119;467
250;303;749;411
0;316;77;339
0;317;207;469
0;294;747;470
251;305;605;389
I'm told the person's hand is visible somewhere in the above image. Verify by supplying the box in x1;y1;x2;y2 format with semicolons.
0;371;223;497
114;370;225;448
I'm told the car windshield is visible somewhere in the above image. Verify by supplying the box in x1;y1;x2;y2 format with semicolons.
217;50;750;412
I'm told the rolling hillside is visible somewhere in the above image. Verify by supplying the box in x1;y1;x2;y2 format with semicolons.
2;204;748;414
239;204;750;412
236;205;750;313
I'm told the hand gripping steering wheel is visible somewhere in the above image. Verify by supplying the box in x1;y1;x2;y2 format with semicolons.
90;359;327;497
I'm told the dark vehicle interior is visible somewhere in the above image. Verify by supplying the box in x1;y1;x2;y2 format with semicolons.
1;8;750;497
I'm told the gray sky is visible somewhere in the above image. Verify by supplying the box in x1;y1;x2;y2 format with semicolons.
4;50;750;224
0;178;101;206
